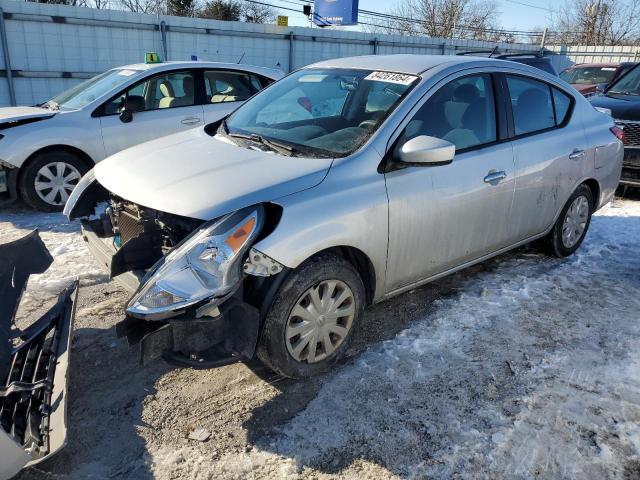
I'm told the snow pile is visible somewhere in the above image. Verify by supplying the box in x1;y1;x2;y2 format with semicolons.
0;208;107;317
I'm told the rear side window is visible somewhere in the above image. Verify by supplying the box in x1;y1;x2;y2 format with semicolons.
506;76;555;135
204;70;262;104
552;88;571;125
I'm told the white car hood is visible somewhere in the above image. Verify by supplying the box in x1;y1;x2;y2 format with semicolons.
94;128;334;220
0;106;55;122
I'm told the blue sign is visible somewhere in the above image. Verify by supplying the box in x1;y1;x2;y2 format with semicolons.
313;0;359;27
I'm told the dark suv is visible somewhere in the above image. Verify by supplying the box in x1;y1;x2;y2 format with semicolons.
457;50;558;76
590;63;640;188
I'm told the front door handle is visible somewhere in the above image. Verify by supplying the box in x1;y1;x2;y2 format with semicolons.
181;116;202;125
569;149;585;160
484;170;507;185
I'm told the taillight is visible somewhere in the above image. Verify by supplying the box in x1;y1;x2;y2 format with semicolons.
610;125;624;143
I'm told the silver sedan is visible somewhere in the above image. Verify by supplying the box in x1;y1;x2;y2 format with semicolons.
66;54;623;378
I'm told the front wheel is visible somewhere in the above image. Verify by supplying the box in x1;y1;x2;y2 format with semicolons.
545;184;593;258
256;252;365;378
19;151;88;212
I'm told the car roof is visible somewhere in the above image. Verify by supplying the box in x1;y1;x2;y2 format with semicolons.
112;61;283;79
306;54;511;75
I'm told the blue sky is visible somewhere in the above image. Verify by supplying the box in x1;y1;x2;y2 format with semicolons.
275;0;556;31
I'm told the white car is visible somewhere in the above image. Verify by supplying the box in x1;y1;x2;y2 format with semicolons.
0;61;283;211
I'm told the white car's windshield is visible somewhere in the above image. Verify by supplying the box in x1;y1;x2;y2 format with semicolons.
223;68;419;158
48;68;142;110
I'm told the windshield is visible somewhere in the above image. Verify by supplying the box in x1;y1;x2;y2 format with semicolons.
607;64;640;95
49;68;142;110
223;68;418;158
560;66;617;85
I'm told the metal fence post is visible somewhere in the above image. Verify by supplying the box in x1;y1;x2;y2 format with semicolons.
160;20;168;61
373;37;378;54
0;8;16;106
288;31;294;72
540;28;548;49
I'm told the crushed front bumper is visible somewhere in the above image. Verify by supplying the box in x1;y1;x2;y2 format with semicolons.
115;297;260;368
621;147;640;187
1;231;76;479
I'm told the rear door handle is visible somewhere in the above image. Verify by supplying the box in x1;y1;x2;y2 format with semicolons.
484;170;507;185
569;149;585;160
181;116;201;125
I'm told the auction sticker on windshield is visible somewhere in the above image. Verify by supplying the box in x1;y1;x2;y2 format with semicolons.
365;71;418;85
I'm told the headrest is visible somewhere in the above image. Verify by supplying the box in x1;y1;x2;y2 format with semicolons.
183;76;194;96
159;80;174;98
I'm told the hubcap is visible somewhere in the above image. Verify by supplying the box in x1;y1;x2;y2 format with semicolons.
285;280;355;364
34;162;81;206
562;195;589;248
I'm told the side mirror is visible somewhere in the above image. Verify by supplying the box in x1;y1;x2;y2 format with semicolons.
398;135;455;166
119;109;133;123
595;82;608;94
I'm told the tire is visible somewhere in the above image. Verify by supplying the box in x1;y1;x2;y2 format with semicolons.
19;150;89;212
256;252;366;378
545;184;594;258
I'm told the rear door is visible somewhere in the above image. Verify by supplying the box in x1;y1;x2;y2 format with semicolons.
384;72;516;292
504;74;585;239
98;69;204;157
201;69;272;124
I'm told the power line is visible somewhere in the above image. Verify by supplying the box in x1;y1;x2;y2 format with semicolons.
502;0;551;12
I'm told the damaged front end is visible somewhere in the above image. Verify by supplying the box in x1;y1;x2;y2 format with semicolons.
65;171;285;369
0;231;76;479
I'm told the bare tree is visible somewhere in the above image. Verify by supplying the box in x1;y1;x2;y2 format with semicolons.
167;0;195;16
199;0;242;20
120;0;165;13
367;0;500;41
242;2;274;23
552;0;640;45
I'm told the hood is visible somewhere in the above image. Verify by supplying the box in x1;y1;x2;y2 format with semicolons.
0;106;55;123
590;93;640;121
94;128;334;220
573;83;596;95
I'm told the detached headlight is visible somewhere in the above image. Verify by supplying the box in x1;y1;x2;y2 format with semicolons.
126;205;264;319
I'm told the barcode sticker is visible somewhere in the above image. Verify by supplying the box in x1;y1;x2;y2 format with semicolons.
365;71;418;85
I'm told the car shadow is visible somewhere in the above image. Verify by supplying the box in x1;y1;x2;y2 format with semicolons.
0;203;81;235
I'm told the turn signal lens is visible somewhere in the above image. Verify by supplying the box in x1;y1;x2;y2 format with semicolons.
610;126;624;143
225;217;256;252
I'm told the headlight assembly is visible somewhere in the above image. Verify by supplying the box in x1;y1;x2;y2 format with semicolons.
126;205;264;319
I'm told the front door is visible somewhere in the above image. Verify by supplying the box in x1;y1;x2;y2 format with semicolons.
99;69;204;157
385;73;516;292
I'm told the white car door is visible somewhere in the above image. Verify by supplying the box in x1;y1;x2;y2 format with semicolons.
98;69;204;157
201;69;271;124
384;73;516;292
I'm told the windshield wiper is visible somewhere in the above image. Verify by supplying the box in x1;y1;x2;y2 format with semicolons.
227;131;294;156
41;100;60;110
608;90;640;96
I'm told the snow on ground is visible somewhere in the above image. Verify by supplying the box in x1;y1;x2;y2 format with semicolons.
0;208;107;318
2;198;640;479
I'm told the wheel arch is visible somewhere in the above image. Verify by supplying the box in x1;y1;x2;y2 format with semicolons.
18;144;94;189
582;178;601;209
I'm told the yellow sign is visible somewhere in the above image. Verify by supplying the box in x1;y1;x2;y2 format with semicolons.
277;15;288;27
145;52;161;64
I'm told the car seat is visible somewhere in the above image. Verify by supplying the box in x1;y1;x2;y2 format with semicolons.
158;81;175;108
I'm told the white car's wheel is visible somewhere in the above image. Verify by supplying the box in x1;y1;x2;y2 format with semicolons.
19;151;88;212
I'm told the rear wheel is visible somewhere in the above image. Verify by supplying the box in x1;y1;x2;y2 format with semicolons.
257;252;365;378
19;151;88;212
545;184;593;258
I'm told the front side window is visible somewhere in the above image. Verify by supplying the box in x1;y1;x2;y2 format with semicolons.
204;70;261;104
507;76;555;135
51;68;143;110
103;70;195;114
398;73;497;151
224;68;418;158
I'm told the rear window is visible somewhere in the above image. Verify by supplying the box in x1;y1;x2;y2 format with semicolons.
507;75;572;136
